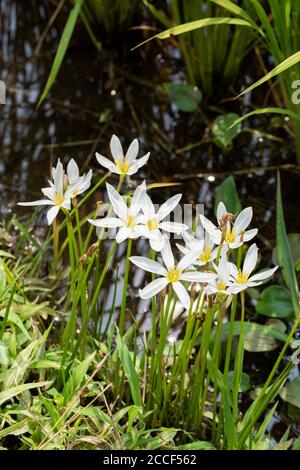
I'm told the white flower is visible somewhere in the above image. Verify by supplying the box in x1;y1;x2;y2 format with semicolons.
18;159;80;225
228;243;278;294
205;254;231;295
96;134;150;176
66;159;92;198
130;237;217;309
200;202;258;249
138;191;188;251
88;181;146;243
177;229;223;266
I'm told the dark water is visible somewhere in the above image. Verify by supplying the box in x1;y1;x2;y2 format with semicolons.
1;0;300;441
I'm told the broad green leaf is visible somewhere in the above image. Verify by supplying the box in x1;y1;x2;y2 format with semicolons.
116;332;142;408
276;172;299;315
163;83;202;112
0;381;51;406
256;285;294;319
244;330;277;352
273;233;300;269
62;351;96;404
228;371;251;392
280;376;300;408
238;51;300;98
38;0;84;106
212;113;242;151
214;321;288;343
133;18;252;49
176;441;216;450
214;176;242;216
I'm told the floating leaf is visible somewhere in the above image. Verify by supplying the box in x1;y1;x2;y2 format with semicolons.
214;176;242;216
256;285;294;318
228;371;251;392
163;83;202;112
212;113;242;151
244;330;278;352
280;376;300;408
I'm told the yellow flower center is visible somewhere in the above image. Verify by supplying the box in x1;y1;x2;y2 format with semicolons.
147;218;159;231
167;267;181;283
217;281;226;291
199;245;211;263
225;229;236;244
237;270;248;284
54;193;64;206
115;157;131;174
125;215;136;228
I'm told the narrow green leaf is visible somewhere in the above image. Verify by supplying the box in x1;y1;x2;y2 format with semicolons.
116;331;142;408
0;381;51;406
38;0;84;106
215;176;241;216
62;351;96;404
227;107;300;130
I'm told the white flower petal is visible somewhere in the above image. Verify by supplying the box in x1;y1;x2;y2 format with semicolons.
53;159;64;195
139;277;169;299
161;236;175;270
243;243;258;275
242;228;258;242
96;153;119;173
18;199;54;207
116;227;130;243
88;217;123;228
126;138;139;162
234;207;253;232
150;235;165;252
130;256;167;275
67;159;79;184
199;215;222;244
47;205;60;225
177;249;199;271
106;183;128;219
181;271;217;282
129;181;147;216
136;152;150;169
217;202;227;222
157;193;182;221
142;192;155;217
159;221;188;234
173;281;191;309
248;266;278;283
41;187;55;201
110;134;124;162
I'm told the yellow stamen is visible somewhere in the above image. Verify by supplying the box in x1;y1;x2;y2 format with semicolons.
225;229;236;244
199;245;211;263
125;215;136;228
147;218;159;231
237;270;248;284
167;267;181;283
54;193;64;206
217;281;226;291
115;157;131;174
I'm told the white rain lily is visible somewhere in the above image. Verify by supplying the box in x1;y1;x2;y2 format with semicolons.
66;158;92;198
130;237;217;309
138;191;188;251
228;243;278;294
18;159;80;225
88;181;146;243
206;254;231;295
96;134;150;176
177;229;223;266
200;202;258;249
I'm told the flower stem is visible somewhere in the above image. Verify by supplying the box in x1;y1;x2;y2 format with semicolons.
119;239;132;337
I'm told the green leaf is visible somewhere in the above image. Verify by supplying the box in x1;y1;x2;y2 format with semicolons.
0;381;51;406
212;113;242;151
238;51;300;98
116;332;142;408
276;172;299;315
244;330;278;352
280;376;300;408
256;285;294;319
215;321;288;343
134;17;253;50
38;0;84;106
214;176;242;216
163;83;202;112
226;107;300;130
228;371;251;392
273;233;300;268
177;441;216;450
62;351;96;404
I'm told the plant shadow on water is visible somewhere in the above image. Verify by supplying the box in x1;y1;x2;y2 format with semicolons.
1;0;300;445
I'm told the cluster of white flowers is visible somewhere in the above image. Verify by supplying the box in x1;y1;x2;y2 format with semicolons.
18;159;92;224
18;134;278;309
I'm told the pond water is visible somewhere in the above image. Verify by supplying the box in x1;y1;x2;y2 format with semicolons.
1;0;300;440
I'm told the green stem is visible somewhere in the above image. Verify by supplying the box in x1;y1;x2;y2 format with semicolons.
119;239;132;337
233;291;245;422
